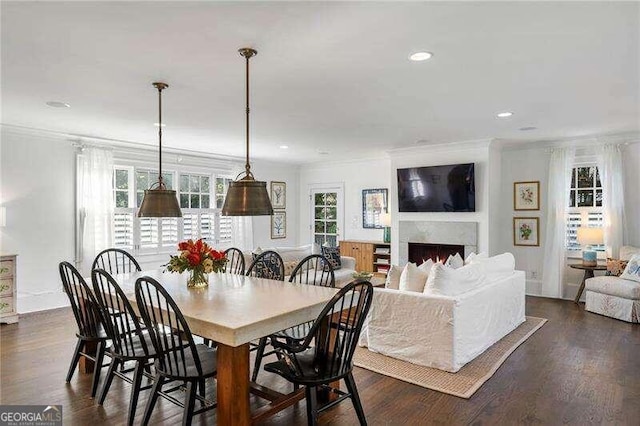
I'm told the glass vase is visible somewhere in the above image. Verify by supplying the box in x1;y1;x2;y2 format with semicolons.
187;269;209;289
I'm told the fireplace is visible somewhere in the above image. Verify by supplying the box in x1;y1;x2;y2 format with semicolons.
408;242;465;266
398;221;477;266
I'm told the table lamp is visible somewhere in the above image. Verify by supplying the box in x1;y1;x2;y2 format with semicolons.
576;227;603;267
380;212;391;243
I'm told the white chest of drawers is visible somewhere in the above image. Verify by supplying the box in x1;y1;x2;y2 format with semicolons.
0;254;19;324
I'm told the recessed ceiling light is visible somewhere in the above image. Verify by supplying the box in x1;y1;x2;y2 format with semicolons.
46;101;70;108
496;111;513;118
279;145;289;149
317;150;330;155
519;126;537;131
153;122;166;127
409;52;433;62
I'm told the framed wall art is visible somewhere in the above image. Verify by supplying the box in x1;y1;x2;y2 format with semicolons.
513;217;540;247
362;188;388;229
514;181;540;211
270;181;286;209
271;211;286;239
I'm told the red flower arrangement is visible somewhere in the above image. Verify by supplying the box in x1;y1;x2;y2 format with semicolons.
166;239;227;287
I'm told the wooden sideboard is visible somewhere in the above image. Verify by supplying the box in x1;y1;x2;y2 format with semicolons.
0;254;18;324
339;240;390;277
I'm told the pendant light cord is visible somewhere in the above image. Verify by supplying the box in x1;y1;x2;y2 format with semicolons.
245;52;251;178
158;84;164;188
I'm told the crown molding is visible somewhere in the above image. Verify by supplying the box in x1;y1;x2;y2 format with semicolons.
498;131;640;151
386;138;495;158
299;153;389;170
0;123;244;170
0;123;245;165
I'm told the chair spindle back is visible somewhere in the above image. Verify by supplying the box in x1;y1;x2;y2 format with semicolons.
310;280;374;379
223;247;246;275
91;268;149;358
289;254;335;287
246;250;285;281
135;276;201;377
92;248;141;275
59;261;103;339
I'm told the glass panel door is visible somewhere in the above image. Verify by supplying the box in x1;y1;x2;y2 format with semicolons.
310;186;344;247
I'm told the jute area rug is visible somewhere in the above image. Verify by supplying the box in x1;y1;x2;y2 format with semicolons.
353;316;547;399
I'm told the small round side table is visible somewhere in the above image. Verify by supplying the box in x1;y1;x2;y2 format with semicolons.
569;263;607;304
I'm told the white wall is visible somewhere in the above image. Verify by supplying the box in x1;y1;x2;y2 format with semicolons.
389;141;492;263
298;158;391;245
1;129;76;312
250;160;299;248
0;128;300;313
499;146;549;295
498;141;640;299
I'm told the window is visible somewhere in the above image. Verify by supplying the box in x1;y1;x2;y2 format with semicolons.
566;166;604;252
112;166;234;255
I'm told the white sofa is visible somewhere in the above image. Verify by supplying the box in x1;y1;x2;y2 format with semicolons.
585;246;640;323
358;270;526;372
244;244;357;287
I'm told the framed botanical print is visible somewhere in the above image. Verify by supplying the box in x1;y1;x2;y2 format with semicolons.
514;181;540;211
270;181;286;209
271;211;286;239
362;188;388;229
513;217;540;247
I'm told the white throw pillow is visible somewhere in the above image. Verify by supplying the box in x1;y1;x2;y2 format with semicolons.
399;262;429;292
620;246;640;262
445;253;464;269
385;265;402;290
418;258;434;273
465;252;488;265
469;252;515;278
424;263;487;296
620;254;640;283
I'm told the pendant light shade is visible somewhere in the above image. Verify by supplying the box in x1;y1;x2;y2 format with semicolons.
138;82;182;218
222;48;274;216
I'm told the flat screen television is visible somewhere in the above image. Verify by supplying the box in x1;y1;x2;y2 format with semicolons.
397;163;475;212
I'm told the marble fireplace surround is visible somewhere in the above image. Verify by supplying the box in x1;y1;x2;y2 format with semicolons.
398;221;478;265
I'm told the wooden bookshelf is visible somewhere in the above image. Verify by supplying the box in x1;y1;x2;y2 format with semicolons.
339;240;391;277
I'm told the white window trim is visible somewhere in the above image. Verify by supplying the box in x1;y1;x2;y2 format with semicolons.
565;163;605;259
111;158;235;257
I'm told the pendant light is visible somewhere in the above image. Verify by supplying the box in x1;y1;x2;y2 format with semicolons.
222;48;274;216
137;82;182;218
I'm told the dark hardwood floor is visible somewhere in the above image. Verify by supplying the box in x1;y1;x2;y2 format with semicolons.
1;296;639;425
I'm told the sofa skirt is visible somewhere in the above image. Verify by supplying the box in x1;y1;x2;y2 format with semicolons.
585;291;640;323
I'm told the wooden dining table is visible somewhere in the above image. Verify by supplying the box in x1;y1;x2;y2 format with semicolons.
110;269;340;426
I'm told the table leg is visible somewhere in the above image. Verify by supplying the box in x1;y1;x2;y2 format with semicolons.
217;343;250;426
574;270;595;304
79;341;97;374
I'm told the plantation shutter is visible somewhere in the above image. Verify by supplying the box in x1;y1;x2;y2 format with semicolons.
113;211;134;249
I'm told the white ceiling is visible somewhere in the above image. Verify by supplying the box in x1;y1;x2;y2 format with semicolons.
2;1;638;164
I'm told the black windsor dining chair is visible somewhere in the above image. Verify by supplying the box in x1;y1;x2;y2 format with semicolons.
59;261;110;398
264;280;374;426
91;268;158;426
245;250;286;381
135;276;218;426
252;254;335;382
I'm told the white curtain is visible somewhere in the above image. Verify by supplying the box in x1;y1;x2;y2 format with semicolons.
77;146;114;273
596;144;626;258
541;147;575;298
231;217;253;251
